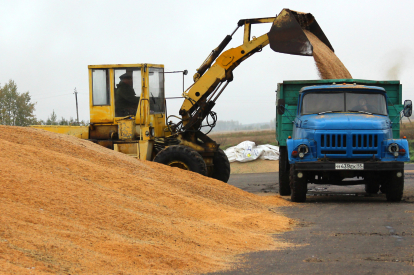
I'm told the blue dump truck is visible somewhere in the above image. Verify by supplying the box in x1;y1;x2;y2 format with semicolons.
276;79;412;202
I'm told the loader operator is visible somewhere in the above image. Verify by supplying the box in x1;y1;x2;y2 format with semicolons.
115;72;140;116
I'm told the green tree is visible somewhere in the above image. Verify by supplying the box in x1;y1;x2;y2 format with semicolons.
43;110;88;126
0;80;36;126
46;110;58;125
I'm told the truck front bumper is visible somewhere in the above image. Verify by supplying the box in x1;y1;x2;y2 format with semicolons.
294;161;403;171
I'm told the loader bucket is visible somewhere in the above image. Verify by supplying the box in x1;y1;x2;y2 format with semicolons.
268;9;334;56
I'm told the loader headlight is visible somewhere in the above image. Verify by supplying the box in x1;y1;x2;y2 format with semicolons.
298;144;309;159
388;143;399;157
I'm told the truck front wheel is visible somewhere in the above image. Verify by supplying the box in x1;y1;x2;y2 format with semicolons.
384;172;404;202
365;173;380;194
279;146;291;195
365;183;380;194
290;165;307;202
154;145;208;176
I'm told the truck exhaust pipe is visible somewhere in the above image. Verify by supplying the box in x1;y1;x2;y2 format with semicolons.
268;9;334;56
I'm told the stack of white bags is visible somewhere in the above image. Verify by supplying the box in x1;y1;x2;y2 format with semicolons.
224;141;279;163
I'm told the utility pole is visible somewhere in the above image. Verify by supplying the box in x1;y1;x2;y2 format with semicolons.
74;88;79;125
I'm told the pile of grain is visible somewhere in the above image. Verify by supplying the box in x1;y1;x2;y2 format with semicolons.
0;126;293;274
304;30;352;79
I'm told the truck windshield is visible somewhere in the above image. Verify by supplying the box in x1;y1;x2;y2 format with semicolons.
301;92;387;115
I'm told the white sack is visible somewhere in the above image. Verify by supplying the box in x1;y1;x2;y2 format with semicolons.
224;141;279;163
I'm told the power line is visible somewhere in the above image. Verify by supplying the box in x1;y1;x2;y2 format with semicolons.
32;93;76;100
31;92;86;99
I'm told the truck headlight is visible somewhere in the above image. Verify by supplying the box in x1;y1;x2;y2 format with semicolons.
388;143;399;157
298;144;309;158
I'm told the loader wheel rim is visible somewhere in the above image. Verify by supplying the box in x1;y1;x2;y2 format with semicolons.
167;160;190;170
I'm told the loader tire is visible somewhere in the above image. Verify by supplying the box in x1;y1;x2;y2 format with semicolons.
154;145;207;176
290;165;307;202
212;149;231;183
279;146;291;196
385;172;404;202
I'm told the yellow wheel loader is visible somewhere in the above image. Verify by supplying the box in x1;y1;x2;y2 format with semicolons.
32;9;334;182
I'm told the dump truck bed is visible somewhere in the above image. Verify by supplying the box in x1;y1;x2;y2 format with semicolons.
276;79;403;146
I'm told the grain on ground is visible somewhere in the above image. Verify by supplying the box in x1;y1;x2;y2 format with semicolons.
0;126;293;274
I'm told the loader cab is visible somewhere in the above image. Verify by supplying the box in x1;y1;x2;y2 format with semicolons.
88;64;167;140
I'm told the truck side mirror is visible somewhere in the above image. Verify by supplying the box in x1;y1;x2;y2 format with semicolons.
277;99;285;115
403;99;412;117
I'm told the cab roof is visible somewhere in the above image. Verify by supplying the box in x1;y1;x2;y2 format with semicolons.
299;84;386;94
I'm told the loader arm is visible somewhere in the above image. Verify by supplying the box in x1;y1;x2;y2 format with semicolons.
177;9;333;132
178;19;273;131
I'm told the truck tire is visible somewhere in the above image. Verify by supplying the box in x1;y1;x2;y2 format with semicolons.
290;165;307;202
365;177;380;194
154;145;207;176
365;183;380;194
279;146;291;196
385;172;404;202
365;173;381;194
212;149;231;183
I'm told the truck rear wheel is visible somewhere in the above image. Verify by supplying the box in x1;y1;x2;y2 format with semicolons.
279;146;291;196
212;149;231;183
154;145;207;176
385;172;404;202
290;165;307;202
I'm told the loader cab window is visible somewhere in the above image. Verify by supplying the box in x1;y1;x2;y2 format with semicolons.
92;69;110;106
114;68;141;117
148;67;165;114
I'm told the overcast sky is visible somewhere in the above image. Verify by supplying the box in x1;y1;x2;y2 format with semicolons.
1;0;413;124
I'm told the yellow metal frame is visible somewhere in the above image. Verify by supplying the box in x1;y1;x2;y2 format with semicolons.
30;125;90;139
179;20;273;123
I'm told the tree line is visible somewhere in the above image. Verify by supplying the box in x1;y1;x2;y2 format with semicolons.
210;118;276;133
38;110;88;126
0;80;87;126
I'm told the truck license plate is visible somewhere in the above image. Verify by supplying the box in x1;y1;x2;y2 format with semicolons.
335;163;364;170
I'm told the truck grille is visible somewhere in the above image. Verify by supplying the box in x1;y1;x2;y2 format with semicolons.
320;134;347;155
352;134;378;148
318;133;380;157
352;134;378;155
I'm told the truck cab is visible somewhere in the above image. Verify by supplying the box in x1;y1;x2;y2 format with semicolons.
276;81;412;202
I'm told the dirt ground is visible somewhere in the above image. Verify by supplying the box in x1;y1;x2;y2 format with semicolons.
0;126;293;275
210;168;414;274
230;160;279;174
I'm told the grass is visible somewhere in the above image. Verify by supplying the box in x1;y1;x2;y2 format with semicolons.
209;129;277;150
